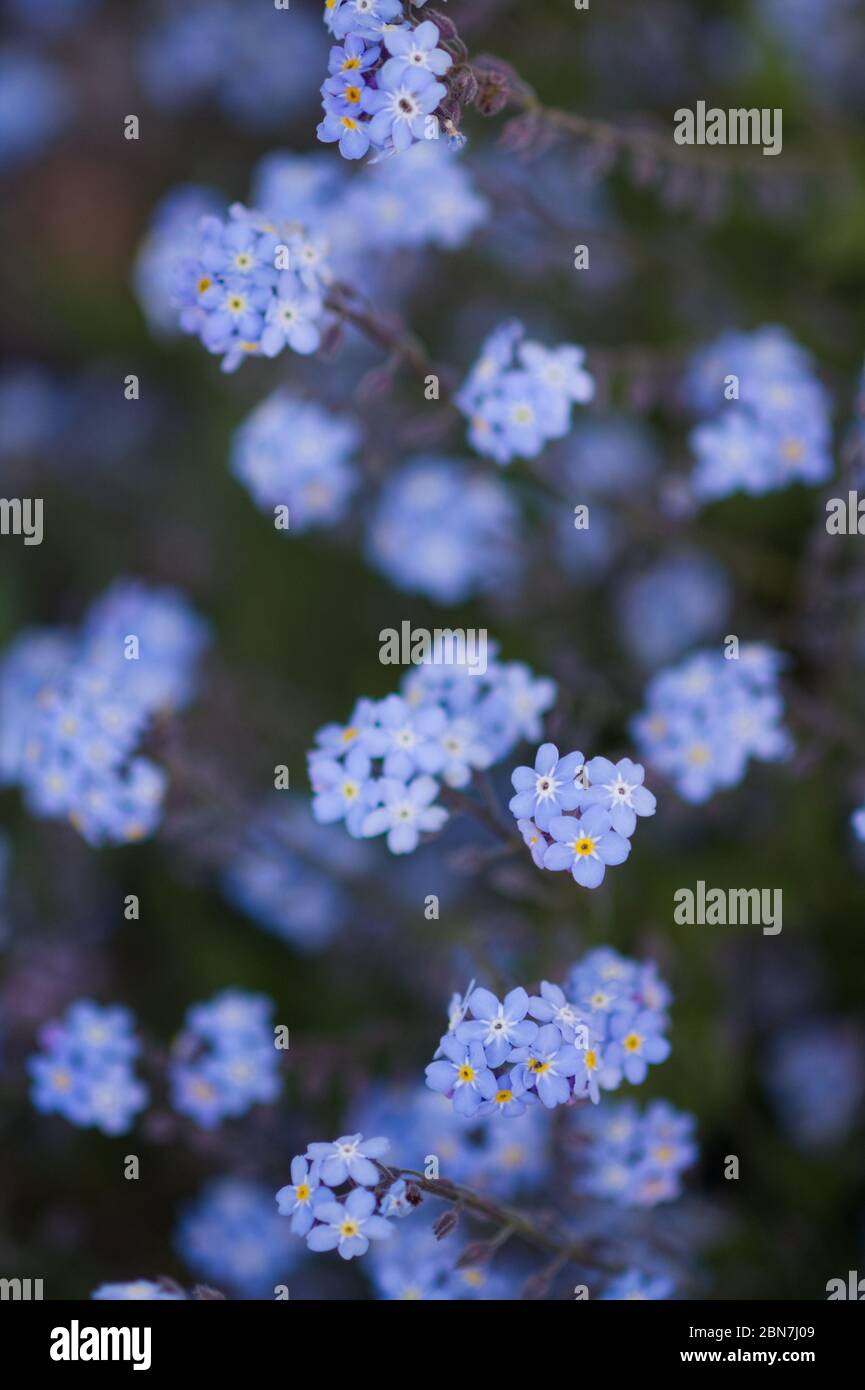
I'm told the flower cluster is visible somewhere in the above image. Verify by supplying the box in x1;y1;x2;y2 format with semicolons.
570;1100;697;1206
457;320;595;465
510;746;656;889
175;1178;299;1298
307;646;556;854
632;643;792;803
366;456;523;603
276;1133;395;1260
319;4;451;161
230;390;360;534
687;326;833;501
426;949;672;1117
0;580;208;846
172;203;332;372
28;1001;149;1136
169;991;282;1129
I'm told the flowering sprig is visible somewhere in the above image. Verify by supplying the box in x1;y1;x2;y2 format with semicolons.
426;950;672;1117
510;746;656;889
276;1133;395;1259
319;4;455;161
307;643;555;854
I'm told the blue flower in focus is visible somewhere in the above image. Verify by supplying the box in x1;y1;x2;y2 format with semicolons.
509;742;584;831
362;65;447;152
306;1132;390;1187
580;757;656;837
306;1187;394;1260
381;21;453;82
329;0;403;42
543;807;631;888
276;1156;326;1235
528;981;589;1045
379;1177;416;1218
425;1036;497;1117
455;986;538;1067
517;816;547;867
508;1023;581;1109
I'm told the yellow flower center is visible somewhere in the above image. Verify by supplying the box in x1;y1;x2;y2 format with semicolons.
344;85;362;104
782;437;804;463
457;1064;475;1084
296;1183;311;1202
573;836;595;856
53;1069;72;1091
623;1032;642;1053
687;742;709;766
339;1218;360;1239
197;276;211;294
495;1089;514;1104
527;1058;551;1074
